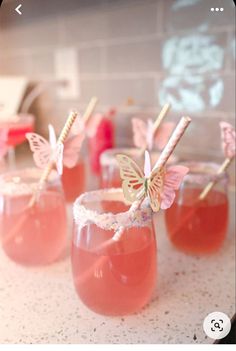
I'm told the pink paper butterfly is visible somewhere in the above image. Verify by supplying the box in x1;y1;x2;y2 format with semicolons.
26;125;64;175
220;122;235;159
63;113;104;169
71;112;103;139
132;118;175;150
63;133;85;168
144;151;189;210
0;128;9;159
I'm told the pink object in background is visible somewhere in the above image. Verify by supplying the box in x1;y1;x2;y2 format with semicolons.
89;109;115;175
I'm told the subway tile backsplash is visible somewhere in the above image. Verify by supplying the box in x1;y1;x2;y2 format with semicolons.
0;0;235;181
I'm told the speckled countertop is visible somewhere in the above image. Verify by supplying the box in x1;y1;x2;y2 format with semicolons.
0;193;235;344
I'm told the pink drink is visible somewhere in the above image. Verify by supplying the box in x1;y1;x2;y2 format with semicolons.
72;190;157;316
165;162;229;254
0;169;67;265
62;158;86;203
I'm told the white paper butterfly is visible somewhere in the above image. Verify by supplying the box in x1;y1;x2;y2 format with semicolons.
26;125;64;175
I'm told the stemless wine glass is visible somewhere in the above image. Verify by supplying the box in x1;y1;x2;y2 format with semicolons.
72;188;157;316
0;114;35;169
0;168;67;265
165;162;229;254
62;155;86;203
100;147;178;189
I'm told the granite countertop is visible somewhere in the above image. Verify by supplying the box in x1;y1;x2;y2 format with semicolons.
0;193;235;344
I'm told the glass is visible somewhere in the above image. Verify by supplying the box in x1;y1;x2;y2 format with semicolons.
72;189;157;316
61;155;86;203
100;147;178;189
0;113;35;147
0;113;35;169
0;168;67;265
165;162;229;254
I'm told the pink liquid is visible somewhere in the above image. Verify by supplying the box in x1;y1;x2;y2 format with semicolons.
101;199;130;213
165;188;228;254
0;191;67;265
62;160;86;202
72;220;157;315
100;166;121;188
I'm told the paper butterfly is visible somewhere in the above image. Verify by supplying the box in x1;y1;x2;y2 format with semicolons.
132;118;174;151
26;125;64;175
220;122;235;159
0;128;8;159
116;151;189;212
71;112;104;139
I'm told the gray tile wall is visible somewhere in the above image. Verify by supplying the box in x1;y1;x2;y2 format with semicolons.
0;0;235;181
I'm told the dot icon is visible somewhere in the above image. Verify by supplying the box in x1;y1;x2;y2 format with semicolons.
210;7;224;12
203;312;231;340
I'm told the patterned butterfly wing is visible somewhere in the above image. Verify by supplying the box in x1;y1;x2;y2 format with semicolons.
220;122;236;159
63;134;85;168
26;133;51;169
116;154;146;203
160;165;189;210
131;118;148;149
148;167;165;212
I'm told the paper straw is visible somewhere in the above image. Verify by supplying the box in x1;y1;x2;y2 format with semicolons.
153;103;171;134
82;96;98;125
153;116;191;170
199;157;232;200
140;103;171;155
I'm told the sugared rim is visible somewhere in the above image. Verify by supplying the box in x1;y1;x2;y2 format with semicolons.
73;188;152;233
0;167;59;196
100;147;178;167
180;161;229;184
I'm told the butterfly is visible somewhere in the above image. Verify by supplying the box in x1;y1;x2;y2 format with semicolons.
26;124;64;175
132;118;175;151
0;128;9;159
71;112;104;139
116;151;189;212
220;122;235;160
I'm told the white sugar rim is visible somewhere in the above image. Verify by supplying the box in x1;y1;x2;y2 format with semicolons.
0;168;59;196
73;188;152;231
100;147;178;167
182;161;228;184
